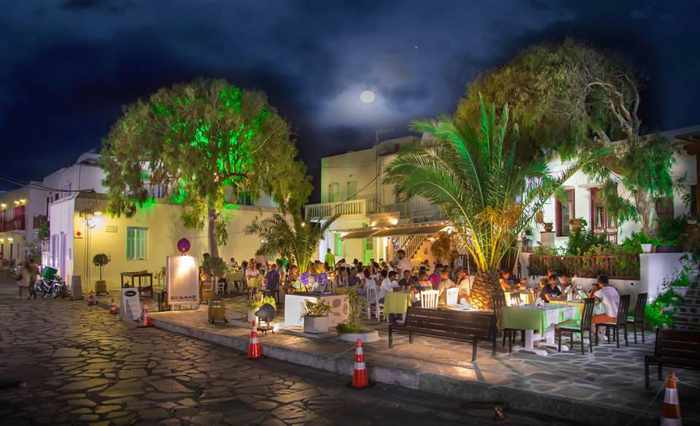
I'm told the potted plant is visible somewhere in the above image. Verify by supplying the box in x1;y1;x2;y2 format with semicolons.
247;294;276;323
303;299;331;333
335;288;380;342
92;253;110;295
543;222;554;233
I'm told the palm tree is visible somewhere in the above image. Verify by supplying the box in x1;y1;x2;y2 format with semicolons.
246;213;338;272
385;98;586;309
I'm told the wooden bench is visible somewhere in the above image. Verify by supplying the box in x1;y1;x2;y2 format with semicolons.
644;328;700;388
388;307;496;362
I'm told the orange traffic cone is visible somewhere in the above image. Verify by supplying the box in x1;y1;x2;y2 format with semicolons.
248;321;262;359
109;299;119;314
141;306;153;327
351;339;369;389
661;372;681;426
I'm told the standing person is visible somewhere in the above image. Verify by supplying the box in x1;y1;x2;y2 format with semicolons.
16;261;28;300
27;259;38;300
324;248;335;270
437;269;456;305
429;265;442;290
456;268;472;302
265;264;281;304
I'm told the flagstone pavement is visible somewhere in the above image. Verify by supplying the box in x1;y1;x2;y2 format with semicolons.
1;282;580;425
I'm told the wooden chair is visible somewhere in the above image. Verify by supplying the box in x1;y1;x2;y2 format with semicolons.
555;298;595;354
420;290;439;309
644;329;700;388
627;293;648;344
595;294;631;348
493;293;525;353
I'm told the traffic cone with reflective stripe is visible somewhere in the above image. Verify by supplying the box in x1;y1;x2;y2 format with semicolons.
661;372;681;426
109;299;119;315
248;320;262;359
352;339;369;389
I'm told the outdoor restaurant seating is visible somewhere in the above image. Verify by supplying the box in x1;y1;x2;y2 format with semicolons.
595;294;631;348
644;328;700;389
388;307;496;362
555;297;595;354
627;292;648;344
493;293;525;353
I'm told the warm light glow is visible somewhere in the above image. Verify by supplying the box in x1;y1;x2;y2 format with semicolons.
7;237;13;242
19;198;26;205
94;211;103;216
174;255;196;280
388;217;399;225
0;203;5;209
13;200;19;206
360;90;376;104
87;215;104;230
301;222;306;227
0;238;4;243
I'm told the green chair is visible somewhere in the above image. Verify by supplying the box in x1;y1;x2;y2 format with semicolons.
556;298;595;354
627;293;647;344
596;294;631;348
493;293;525;353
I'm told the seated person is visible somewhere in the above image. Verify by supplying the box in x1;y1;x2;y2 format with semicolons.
456;268;472;302
379;270;399;302
437;269;456;305
398;270;413;289
592;275;620;328
545;274;563;298
498;271;513;292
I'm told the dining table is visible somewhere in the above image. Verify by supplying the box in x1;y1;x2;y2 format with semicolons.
501;303;580;355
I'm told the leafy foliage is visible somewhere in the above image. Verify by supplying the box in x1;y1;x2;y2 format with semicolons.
245;214;337;272
248;294;276;311
101;79;311;256
335;287;368;333
201;256;228;278
386;98;586;274
565;219;611;255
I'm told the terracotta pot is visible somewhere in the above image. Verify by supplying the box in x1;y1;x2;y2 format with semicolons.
303;315;329;333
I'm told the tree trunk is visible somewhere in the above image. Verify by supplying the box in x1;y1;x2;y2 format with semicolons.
469;271;500;310
207;207;219;258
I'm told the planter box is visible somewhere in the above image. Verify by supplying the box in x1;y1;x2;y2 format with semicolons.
641;244;653;253
338;330;380;343
95;280;108;295
303;315;330;334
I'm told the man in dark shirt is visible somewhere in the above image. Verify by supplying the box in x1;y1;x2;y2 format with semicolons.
265;264;281;303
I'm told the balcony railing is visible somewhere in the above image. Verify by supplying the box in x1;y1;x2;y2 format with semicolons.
0;215;26;232
528;254;640;280
305;199;368;219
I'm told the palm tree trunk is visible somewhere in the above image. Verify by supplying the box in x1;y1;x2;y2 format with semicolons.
470;271;500;310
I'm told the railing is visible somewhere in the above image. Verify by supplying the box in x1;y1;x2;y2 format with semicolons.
528;254;640;280
402;234;428;260
0;216;26;232
305;199;367;219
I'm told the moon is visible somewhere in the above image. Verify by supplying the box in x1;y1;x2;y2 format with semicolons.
360;90;376;104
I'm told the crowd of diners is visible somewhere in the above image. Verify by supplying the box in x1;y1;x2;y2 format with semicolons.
218;248;622;330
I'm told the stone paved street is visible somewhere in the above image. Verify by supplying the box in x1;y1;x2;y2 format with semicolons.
0;280;574;425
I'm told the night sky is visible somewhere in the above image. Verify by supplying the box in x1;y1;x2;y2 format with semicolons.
2;1;699;200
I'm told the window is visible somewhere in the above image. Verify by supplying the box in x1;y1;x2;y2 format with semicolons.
556;189;575;236
327;183;340;202
126;227;148;260
346;181;357;200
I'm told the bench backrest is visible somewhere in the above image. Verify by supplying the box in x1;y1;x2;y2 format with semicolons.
633;293;648;322
405;307;495;340
616;294;631;326
655;329;700;366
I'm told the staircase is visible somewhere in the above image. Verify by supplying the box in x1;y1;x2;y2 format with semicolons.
401;235;428;261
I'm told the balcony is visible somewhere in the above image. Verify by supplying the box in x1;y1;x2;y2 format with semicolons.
304;197;445;222
0;215;26;232
305;199;368;220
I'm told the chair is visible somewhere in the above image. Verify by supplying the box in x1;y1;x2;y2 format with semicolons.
420;290;439;309
366;287;384;320
509;292;523;307
627;293;648;344
596;294;631;348
493;293;525;353
555;298;595;354
446;288;459;305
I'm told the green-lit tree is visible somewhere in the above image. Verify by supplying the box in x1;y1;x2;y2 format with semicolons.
385;99;588;309
101;79;311;257
456;40;675;234
245;214;337;272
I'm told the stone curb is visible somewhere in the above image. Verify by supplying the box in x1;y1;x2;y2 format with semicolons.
150;315;660;426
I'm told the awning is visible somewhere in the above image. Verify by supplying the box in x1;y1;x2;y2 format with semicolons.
371;223;446;237
341;228;380;240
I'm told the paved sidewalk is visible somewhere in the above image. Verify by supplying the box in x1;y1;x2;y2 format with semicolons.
0;281;576;425
150;302;700;426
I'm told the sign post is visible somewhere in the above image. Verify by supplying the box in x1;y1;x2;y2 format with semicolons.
167;255;199;309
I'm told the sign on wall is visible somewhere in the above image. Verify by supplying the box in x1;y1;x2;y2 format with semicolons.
167;255;199;307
